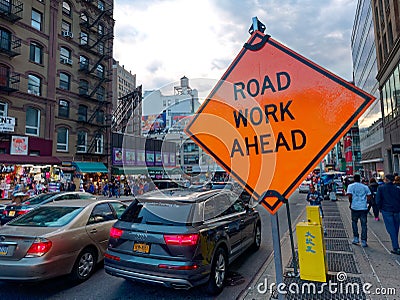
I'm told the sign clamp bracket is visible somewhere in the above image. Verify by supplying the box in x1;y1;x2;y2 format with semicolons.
245;16;269;51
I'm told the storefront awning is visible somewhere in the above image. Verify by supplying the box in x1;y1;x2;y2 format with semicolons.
0;154;61;165
72;162;108;173
112;166;174;175
359;158;384;164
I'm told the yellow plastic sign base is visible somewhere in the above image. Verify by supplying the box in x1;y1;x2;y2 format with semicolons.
296;222;327;282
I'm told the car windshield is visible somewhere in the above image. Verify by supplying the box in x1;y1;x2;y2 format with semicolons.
22;193;57;205
8;206;83;227
120;199;202;225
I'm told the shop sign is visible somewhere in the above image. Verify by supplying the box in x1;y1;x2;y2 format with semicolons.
10;136;28;155
0;116;15;132
113;148;123;165
1;165;15;173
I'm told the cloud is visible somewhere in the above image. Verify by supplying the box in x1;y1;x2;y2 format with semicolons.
114;0;357;91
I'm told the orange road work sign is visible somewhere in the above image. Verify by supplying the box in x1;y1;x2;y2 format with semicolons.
184;31;375;214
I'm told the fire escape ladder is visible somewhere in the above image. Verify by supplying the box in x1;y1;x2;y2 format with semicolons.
89;55;106;74
89;77;106;98
112;86;142;133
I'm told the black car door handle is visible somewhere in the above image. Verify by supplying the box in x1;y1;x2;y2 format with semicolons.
90;229;97;234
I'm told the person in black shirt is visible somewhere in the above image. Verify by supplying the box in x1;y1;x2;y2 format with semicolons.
375;174;400;255
367;177;380;221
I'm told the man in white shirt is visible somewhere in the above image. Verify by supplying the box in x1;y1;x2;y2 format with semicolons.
346;174;372;247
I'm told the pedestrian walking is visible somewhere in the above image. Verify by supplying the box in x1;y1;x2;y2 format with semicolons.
367;177;380;221
346;174;371;247
306;185;324;217
375;174;400;255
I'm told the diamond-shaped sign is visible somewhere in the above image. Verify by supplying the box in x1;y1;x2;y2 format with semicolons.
185;31;375;214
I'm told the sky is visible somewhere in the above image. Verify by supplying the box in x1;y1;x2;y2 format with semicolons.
113;0;358;97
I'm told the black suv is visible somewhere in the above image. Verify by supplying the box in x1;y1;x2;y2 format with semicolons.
104;188;261;295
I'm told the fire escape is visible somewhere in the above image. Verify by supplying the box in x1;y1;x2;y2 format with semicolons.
78;0;113;155
112;86;142;134
0;0;23;94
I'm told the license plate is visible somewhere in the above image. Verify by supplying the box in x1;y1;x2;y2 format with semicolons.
0;246;8;256
133;243;150;253
8;211;15;217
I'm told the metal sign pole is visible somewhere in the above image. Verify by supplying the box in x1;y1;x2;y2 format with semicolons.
271;212;286;300
284;198;299;277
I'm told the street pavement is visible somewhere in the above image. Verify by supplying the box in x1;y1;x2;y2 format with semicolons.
2;192;399;299
240;195;400;300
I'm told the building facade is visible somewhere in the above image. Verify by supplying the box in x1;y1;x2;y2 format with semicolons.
0;0;114;195
371;0;400;174
141;76;220;179
352;0;384;179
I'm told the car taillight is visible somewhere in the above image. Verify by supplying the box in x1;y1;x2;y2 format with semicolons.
104;253;120;261
163;234;199;246
158;264;198;270
26;239;52;257
2;210;6;215
17;210;30;215
110;227;123;239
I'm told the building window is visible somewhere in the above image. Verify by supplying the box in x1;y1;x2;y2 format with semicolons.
96;64;104;78
383;33;388;59
57;127;69;151
98;23;104;35
26;107;40;136
80;32;88;45
98;0;105;11
28;74;41;96
388;22;394;50
0;28;11;51
0;65;10;88
0;101;7;116
96;86;105;101
77;130;87;153
31;9;42;31
80;12;88;24
96;110;104;124
79;79;89;95
62;1;71;17
59;72;70;90
79;55;89;71
78;105;87;121
60;47;72;64
0;1;11;14
29;42;43;64
98;41;104;54
58;99;69;118
61;20;72;34
95;133;103;154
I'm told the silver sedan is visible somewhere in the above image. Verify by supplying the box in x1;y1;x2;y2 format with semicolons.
0;199;127;282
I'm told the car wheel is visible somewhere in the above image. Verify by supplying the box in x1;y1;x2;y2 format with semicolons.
206;247;227;295
251;222;261;251
69;248;97;282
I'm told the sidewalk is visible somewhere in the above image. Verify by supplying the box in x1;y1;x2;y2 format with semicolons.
240;195;400;300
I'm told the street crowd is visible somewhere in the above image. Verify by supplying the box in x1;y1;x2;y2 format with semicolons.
306;173;400;255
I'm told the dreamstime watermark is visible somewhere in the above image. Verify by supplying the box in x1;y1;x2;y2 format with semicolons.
256;272;397;296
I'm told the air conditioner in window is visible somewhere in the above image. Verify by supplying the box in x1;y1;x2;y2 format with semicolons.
28;89;40;96
61;58;73;65
62;31;73;38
